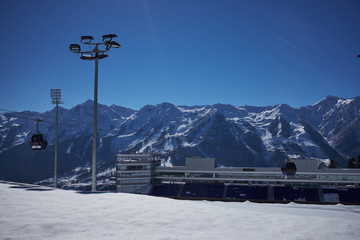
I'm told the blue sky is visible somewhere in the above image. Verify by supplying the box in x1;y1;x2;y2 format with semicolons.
0;0;359;113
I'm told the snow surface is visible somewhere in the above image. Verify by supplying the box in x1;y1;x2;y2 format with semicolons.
1;183;360;240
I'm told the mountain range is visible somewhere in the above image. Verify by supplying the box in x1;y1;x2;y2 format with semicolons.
0;95;359;188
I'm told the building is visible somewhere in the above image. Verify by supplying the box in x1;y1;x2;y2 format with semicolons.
154;157;360;187
116;154;161;193
116;155;360;204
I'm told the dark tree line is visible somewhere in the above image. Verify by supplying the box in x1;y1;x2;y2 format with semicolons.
346;155;360;168
328;159;337;168
328;155;360;168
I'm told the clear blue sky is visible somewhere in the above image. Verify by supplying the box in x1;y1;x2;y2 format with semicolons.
0;0;359;112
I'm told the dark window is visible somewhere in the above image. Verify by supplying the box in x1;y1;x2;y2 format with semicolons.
126;165;144;170
243;168;255;172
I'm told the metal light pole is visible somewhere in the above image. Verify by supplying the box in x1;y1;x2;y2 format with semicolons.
92;59;98;192
70;34;121;191
50;89;63;188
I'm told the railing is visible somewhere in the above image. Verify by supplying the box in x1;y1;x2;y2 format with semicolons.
154;169;360;186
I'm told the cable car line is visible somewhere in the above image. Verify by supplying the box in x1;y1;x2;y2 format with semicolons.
0;108;90;124
1;113;88;130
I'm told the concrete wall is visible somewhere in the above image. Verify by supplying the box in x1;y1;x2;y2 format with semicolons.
292;159;318;172
185;157;217;171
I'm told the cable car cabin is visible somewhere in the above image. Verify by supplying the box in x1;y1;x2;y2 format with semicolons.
281;162;297;176
30;134;47;150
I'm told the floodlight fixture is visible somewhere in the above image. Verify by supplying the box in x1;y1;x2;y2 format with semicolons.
50;89;63;104
69;33;120;191
81;35;94;43
80;54;93;60
95;54;109;60
102;33;117;42
107;41;121;48
69;44;81;52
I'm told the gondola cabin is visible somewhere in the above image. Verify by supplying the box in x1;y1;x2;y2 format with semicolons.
281;162;297;176
30;119;47;151
30;133;47;150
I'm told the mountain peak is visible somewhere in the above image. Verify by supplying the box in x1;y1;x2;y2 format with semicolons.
276;103;293;112
139;102;177;112
74;99;94;108
84;99;93;104
325;95;341;100
158;102;177;109
313;95;340;106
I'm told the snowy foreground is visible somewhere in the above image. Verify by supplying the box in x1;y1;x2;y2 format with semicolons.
1;182;360;240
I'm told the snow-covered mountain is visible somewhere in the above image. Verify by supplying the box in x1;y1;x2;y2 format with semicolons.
0;96;359;186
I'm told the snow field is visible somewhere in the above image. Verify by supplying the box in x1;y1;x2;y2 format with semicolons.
1;182;360;240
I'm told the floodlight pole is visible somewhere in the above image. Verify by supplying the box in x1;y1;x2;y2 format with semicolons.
50;89;63;188
92;59;98;192
55;101;59;188
69;34;120;192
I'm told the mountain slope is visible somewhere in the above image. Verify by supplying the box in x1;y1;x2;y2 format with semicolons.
0;96;359;185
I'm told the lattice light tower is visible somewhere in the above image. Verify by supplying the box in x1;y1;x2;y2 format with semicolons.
50;89;63;188
69;34;121;191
